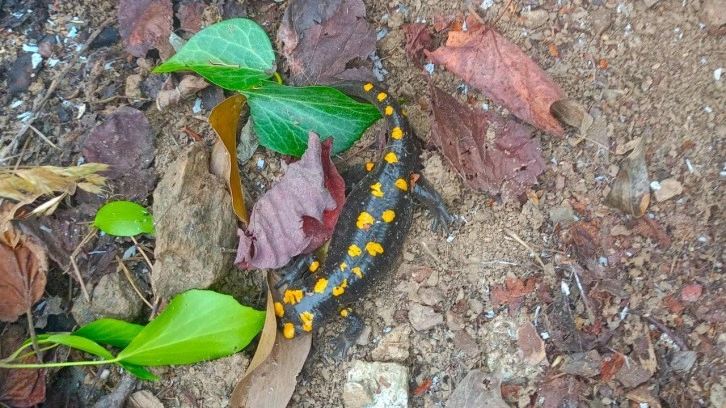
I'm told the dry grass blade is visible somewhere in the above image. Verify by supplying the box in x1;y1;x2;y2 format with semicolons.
0;163;109;216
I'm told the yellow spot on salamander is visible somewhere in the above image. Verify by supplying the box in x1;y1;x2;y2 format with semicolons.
365;162;375;172
348;244;362;257
340;308;351;318
384;106;394;116
395;178;408;191
391;127;404;139
370;182;384;197
401;108;408;116
314;278;328;294
308;260;320;273
363;83;374;92
356;212;374;229
352;266;363;279
300;311;314;332
377;92;387;102
283;289;303;305
382;210;396;223
366;242;384;256
283;323;295;339
332;279;348;296
384;152;398;164
274;301;284;317
340;262;348;271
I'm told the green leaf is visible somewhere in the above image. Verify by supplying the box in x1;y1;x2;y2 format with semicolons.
153;18;275;91
241;82;381;157
119;362;158;380
116;290;265;366
73;319;144;349
45;334;115;361
94;201;155;236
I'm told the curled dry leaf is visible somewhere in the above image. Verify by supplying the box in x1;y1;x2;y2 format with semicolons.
426;15;566;136
606;138;650;217
235;133;345;269
156;75;209;110
208;94;249;224
118;0;173;58
278;0;377;85
550;100;594;141
430;84;546;199
0;226;48;322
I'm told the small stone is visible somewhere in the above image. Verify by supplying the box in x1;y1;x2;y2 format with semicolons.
653;178;683;201
701;0;726;35
670;350;697;373
521;9;550;29
371;325;411;362
72;272;143;326
343;361;409;408
127;390;164;408
453;330;480;358
560;350;602;377
408;303;443;331
417;287;443;306
591;8;613;37
549;204;575;225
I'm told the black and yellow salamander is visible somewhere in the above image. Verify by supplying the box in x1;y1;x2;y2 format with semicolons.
274;81;454;357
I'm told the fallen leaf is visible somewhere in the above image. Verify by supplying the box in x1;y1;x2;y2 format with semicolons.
550;99;593;138
568;221;601;262
156;75;209;110
537;376;584;408
0;229;48;322
208;94;249;224
426;15;566;136
559;350;602;377
403;23;433;66
490;277;536;311
0;324;46;407
517;320;546;365
278;0;377;85
600;353;625;382
430;84;545;199
629;216;671;248
118;0;173;58
177;0;206;33
606;138;650;217
445;370;508;408
413;378;433;396
681;283;703;302
235;133;345;269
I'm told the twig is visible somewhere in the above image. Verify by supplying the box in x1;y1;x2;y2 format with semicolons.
11;16;114;154
642;314;689;351
130;236;153;271
67;227;97;302
27;123;60;150
571;265;596;322
505;229;546;271
91;374;137;408
25;309;43;363
116;256;153;309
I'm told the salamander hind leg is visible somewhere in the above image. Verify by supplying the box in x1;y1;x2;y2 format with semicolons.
411;173;457;234
331;307;365;359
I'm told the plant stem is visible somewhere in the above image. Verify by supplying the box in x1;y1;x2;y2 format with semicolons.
25;308;43;363
0;357;119;370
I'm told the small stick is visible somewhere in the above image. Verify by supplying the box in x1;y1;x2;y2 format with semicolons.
642;314;689;351
67;228;97;302
116;256;153;309
26;309;43;363
130;236;153;271
505;229;546;271
27;123;60;150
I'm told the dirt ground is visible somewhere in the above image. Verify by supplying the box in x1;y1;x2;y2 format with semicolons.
1;0;724;407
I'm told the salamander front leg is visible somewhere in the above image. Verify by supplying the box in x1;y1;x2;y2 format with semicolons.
332;307;365;359
274;253;321;289
411;173;456;234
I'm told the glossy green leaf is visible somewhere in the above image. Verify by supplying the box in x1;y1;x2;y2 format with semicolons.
119;362;158;380
117;290;265;366
45;334;115;361
94;201;155;236
241;82;381;157
153;18;275;90
73;319;144;349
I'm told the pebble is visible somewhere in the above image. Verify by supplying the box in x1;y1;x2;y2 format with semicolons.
653;178;683;201
371;325;411;362
408;303;443;331
343;361;408;408
670;350;698;373
521;9;550;29
127;390;164;408
549;204;576;225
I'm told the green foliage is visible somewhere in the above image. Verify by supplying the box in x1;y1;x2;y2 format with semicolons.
153;19;275;90
154;18;381;157
242;83;380;157
0;290;265;381
94;200;155;236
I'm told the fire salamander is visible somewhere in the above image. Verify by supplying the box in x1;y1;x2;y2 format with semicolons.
274;81;454;357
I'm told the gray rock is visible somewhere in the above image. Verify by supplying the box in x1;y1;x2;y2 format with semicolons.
549;204;575;225
371;325;411;363
521;9;550;29
343;361;408;408
72;272;143;326
408;303;443;331
670;350;697;373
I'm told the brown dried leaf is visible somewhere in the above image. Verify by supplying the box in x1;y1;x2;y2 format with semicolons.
490;277;536;311
208;94;249;224
177;0;206;34
600;353;625;382
118;0;173;58
446;370;508;408
430;85;545;199
0;231;47;322
517;320;545;365
278;0;376;85
403;23;432;66
550;100;593;139
0;325;46;407
568;220;601;262
606;138;650;217
426;15;566;136
156;75;209;110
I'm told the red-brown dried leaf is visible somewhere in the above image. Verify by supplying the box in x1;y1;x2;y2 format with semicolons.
177;0;206;34
568;221;601;261
413;378;433;396
235;134;345;269
426;15;566;136
0;232;47;322
118;0;173;58
681;283;703;302
490;277;536;311
0;325;46;407
537;376;584;408
600;353;625;382
629;216;671;248
430;84;545;199
403;23;432;66
518;320;546;365
662;294;685;313
278;0;376;85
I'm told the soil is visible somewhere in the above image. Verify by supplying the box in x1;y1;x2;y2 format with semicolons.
1;0;724;407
